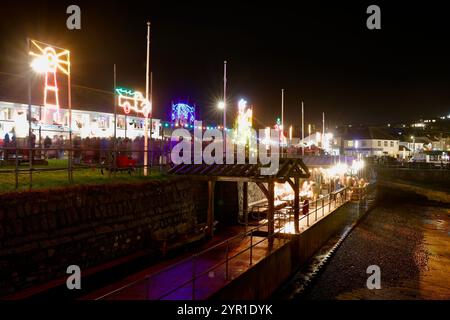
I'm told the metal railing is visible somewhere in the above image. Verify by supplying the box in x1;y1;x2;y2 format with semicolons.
96;187;351;301
373;162;450;170
299;187;350;228
0;144;172;190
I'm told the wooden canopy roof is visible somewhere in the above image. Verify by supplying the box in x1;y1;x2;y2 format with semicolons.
168;158;310;183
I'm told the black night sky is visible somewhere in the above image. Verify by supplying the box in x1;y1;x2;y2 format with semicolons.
1;0;450;129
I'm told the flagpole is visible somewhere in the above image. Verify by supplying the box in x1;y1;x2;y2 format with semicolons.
144;21;150;176
223;60;227;152
301;101;304;156
113;63;117;177
149;71;153;168
322;112;325;149
281;89;284;132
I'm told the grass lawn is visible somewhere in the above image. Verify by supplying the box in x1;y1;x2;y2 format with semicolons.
0;159;170;193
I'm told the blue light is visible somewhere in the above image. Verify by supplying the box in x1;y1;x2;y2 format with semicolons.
171;103;196;127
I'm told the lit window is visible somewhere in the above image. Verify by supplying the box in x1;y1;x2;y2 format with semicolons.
0;108;13;121
347;141;354;147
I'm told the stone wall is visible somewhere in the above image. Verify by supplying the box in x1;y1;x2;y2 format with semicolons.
237;182;267;217
0;178;207;296
215;182;239;226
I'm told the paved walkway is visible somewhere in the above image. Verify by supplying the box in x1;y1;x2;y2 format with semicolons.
84;193;349;300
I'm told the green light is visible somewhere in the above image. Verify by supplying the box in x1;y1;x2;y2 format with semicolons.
115;87;135;96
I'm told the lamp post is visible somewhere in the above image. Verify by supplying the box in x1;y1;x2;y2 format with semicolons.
27;38;32;188
411;135;415;155
67;50;72;182
222;60;227;152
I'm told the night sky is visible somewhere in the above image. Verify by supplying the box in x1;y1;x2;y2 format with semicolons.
1;0;450;129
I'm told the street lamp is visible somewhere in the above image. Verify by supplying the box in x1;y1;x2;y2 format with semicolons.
238;99;247;110
217;100;226;149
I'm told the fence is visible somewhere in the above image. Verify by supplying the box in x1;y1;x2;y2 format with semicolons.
0;142;172;190
373;162;450;170
96;187;351;300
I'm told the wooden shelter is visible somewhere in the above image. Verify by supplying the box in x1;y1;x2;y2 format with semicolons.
168;158;310;237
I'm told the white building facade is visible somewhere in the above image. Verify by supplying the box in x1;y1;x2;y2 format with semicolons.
0;100;162;141
340;127;400;157
344;138;399;157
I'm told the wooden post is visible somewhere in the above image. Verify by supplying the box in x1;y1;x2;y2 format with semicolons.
294;177;300;233
243;182;248;227
268;180;275;247
207;180;216;238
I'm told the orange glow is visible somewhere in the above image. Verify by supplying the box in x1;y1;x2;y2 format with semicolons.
29;40;70;113
275;182;294;201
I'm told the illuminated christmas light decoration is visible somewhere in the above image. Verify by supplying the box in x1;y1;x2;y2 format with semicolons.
263;126;271;150
351;159;365;174
29;40;70;119
323;132;334;153
171;103;195;127
116;87;151;118
274;117;286;145
233;99;253;146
